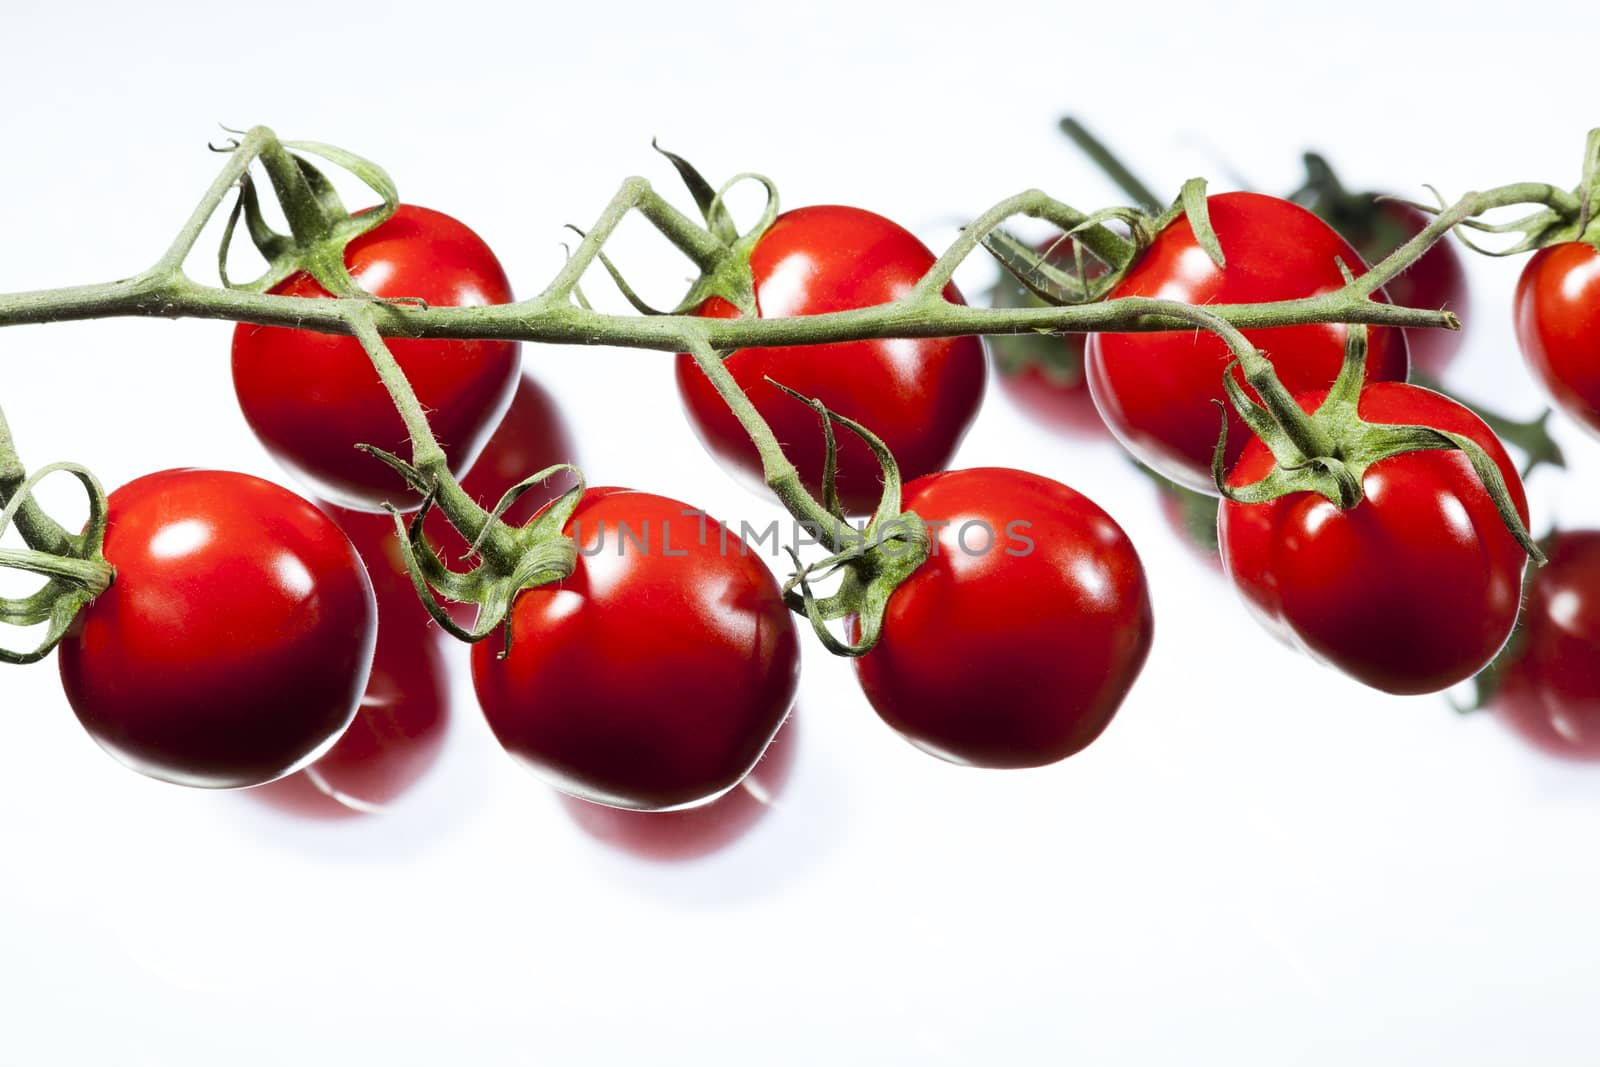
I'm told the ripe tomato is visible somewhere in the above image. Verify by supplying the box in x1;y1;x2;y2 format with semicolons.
470;488;800;810
852;467;1152;768
1219;383;1529;695
675;205;987;515
250;618;450;815
1085;192;1409;493
57;470;376;788
1513;241;1600;438
559;712;798;861
231;204;521;512
1325;199;1471;379
1488;531;1600;759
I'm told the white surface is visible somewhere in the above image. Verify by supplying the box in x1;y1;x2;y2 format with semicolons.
3;3;1599;1064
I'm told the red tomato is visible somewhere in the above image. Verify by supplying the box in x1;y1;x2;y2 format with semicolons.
675;205;987;515
1330;200;1471;379
1514;241;1600;438
250;618;450;816
559;712;798;861
1219;383;1528;695
231;204;521;512
1489;531;1600;759
852;468;1152;768
1085;192;1410;492
57;470;376;788
470;488;800;810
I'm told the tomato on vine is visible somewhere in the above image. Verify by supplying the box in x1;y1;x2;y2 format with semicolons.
57;470;376;788
676;205;987;515
471;488;799;811
231;204;521;512
1514;241;1600;439
851;467;1152;768
1219;382;1529;695
1084;191;1410;493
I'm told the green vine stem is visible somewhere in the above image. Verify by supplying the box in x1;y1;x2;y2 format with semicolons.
0;126;1579;659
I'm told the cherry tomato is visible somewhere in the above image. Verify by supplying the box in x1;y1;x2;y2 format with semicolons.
471;488;800;810
231;204;521;512
1488;531;1600;759
1513;241;1600;438
559;712;798;861
1219;383;1528;695
989;246;1107;438
1326;199;1471;379
57;470;376;788
675;205;987;515
250;617;449;816
852;468;1152;768
1085;192;1409;493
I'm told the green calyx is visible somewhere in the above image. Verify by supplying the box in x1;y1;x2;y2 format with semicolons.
217;128;399;296
362;447;583;657
981;176;1225;316
765;382;929;658
0;420;114;663
579;143;778;319
1211;324;1544;565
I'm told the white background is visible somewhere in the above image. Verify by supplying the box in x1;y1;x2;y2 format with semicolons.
3;2;1598;1064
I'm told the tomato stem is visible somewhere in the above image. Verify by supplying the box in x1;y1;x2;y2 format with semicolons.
1057;117;1164;214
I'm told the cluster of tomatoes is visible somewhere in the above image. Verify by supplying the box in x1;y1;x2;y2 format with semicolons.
29;135;1600;859
993;162;1600;758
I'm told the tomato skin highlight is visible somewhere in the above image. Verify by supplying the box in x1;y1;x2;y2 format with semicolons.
1085;192;1409;493
676;205;987;515
1219;383;1529;696
57;470;377;788
852;467;1153;769
1514;241;1600;438
231;204;521;512
470;488;800;811
1489;531;1600;760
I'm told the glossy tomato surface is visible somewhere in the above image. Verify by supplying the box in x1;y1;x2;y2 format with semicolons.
852;467;1153;768
1219;383;1528;695
676;205;987;515
250;616;450;816
231;204;521;512
57;470;377;788
1489;531;1600;759
1085;192;1409;492
471;488;800;811
1514;241;1600;438
559;711;799;861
